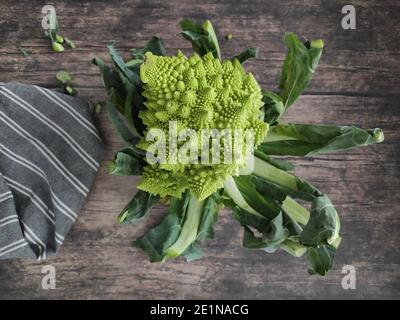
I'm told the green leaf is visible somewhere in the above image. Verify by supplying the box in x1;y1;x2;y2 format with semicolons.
300;195;340;246
307;245;336;276
130;36;166;59
279;33;324;109
134;191;220;262
107;43;146;136
253;156;320;202
182;242;203;261
261;123;384;156
133;191;190;262
196;193;220;241
261;89;285;124
242;213;289;250
56;70;72;84
254;149;294;172
180;19;221;59
164;192;220;260
64;37;76;49
117;190;160;224
234;175;281;220
107;42;141;86
106;88;140;144
92;57;126;105
108;146;146;176
232;47;259;63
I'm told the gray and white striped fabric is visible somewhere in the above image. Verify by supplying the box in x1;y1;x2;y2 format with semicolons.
0;82;104;260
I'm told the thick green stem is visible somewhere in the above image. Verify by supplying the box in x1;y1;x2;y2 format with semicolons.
223;176;264;218
282;197;310;226
253;157;298;191
280;239;307;257
263;129;299;143
164;193;204;259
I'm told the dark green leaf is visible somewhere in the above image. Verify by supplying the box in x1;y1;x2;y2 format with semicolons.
107;42;141;86
180;19;221;59
307;245;336;276
254;149;295;172
279;33;323;109
300;195;340;246
234;175;281;220
182;242;203;261
130;36;166;59
106;88;140;144
196;193;220;241
92;56;126;107
117;190;160;224
261;123;384;156
108;146;146;176
261;89;285;124
133;191;190;262
232;47;259;63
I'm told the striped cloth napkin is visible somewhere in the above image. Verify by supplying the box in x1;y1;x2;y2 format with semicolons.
0;82;104;260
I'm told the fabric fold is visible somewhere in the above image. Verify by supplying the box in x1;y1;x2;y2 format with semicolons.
0;82;104;260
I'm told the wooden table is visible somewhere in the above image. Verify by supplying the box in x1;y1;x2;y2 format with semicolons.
0;0;399;299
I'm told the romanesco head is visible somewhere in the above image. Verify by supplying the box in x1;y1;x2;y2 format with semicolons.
137;51;268;200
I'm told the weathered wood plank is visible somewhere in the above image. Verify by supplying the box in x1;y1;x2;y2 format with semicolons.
0;0;399;300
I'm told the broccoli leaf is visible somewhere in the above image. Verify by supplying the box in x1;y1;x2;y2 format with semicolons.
182;193;220;261
242;213;289;251
232;47;259;63
134;191;190;262
92;56;127;112
134;192;220;262
106;88;140;143
180;19;221;59
300;195;340;246
230;156;342;275
117;190;160;224
130;36;166;60
234;175;281;220
254;149;295;172
261;123;384;156
108;146;146;176
279;33;324;109
307;245;336;276
107;42;141;86
261;90;285;125
182;242;203;261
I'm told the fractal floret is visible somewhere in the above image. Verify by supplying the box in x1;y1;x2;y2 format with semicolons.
137;51;268;200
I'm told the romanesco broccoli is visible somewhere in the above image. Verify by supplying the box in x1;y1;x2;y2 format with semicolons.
137;51;268;200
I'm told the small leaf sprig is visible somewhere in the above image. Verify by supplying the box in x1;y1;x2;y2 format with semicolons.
44;9;75;52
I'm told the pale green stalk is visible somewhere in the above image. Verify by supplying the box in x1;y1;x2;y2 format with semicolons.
164;193;204;258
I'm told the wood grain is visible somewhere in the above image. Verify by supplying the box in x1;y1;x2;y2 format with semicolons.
0;0;399;299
